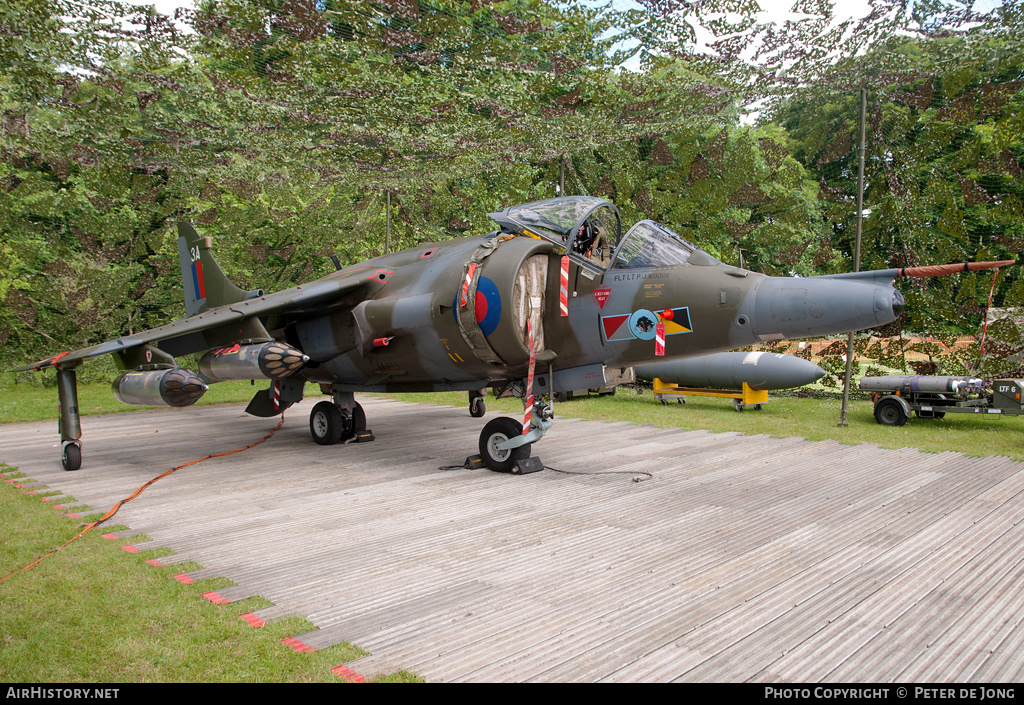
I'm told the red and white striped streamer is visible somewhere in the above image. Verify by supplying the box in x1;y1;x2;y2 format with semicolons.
271;379;281;412
655;320;666;356
523;320;536;435
460;262;477;307
559;255;569;317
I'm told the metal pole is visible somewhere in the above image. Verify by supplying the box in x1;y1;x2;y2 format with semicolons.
840;87;867;426
559;157;565;197
385;189;391;254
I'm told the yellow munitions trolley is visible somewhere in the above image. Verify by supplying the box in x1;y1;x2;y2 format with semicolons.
653;377;769;411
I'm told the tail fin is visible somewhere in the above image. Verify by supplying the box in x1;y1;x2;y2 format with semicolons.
176;222;260;316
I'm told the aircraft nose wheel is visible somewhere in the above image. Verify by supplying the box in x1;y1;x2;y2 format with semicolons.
478;417;531;472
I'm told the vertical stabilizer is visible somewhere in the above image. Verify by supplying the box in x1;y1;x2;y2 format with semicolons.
176;223;253;317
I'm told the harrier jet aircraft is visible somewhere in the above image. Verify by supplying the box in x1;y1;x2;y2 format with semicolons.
16;196;1010;472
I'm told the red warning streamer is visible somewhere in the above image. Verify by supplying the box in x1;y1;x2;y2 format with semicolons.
523;320;536;435
559;255;569;317
655;320;666;356
460;262;478;307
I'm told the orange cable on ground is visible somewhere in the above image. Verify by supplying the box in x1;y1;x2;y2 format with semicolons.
1;414;286;584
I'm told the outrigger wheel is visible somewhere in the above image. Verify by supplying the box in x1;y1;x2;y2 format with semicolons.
478;417;531;472
61;442;82;472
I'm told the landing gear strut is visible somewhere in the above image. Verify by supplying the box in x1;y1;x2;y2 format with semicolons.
57;367;82;471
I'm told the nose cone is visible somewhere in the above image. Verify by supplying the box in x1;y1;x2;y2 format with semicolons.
745;276;902;342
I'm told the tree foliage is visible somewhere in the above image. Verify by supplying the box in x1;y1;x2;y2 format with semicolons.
2;0;1023;380
774;32;1024;343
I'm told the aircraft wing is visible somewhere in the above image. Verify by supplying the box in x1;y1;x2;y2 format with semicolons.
14;273;369;372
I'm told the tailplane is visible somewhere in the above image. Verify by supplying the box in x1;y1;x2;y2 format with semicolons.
176;223;262;316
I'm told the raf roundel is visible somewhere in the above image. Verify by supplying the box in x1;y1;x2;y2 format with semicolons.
474;276;502;337
452;275;503;338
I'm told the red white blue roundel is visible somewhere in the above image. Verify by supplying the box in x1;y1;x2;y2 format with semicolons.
453;276;502;337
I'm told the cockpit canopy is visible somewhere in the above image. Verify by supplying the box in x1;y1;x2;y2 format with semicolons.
615;220;700;269
489;197;620;267
488;196;713;270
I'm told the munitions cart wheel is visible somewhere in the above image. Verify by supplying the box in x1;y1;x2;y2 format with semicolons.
875;398;908;426
310;401;344;445
478;417;531;472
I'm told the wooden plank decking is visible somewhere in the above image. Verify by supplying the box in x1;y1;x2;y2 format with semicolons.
2;396;1023;682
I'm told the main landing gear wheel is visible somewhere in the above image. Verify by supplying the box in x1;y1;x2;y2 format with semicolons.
341;402;366;442
479;417;531;473
311;401;366;445
310;401;344;445
470;397;486;418
61;443;82;472
875;398;908;426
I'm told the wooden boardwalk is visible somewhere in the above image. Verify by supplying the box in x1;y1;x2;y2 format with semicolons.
3;396;1024;682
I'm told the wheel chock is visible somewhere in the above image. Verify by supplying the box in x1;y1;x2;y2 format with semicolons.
464;454;486;469
513;457;544;475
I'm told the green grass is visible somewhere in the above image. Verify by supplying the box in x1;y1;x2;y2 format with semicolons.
0;380;262;425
